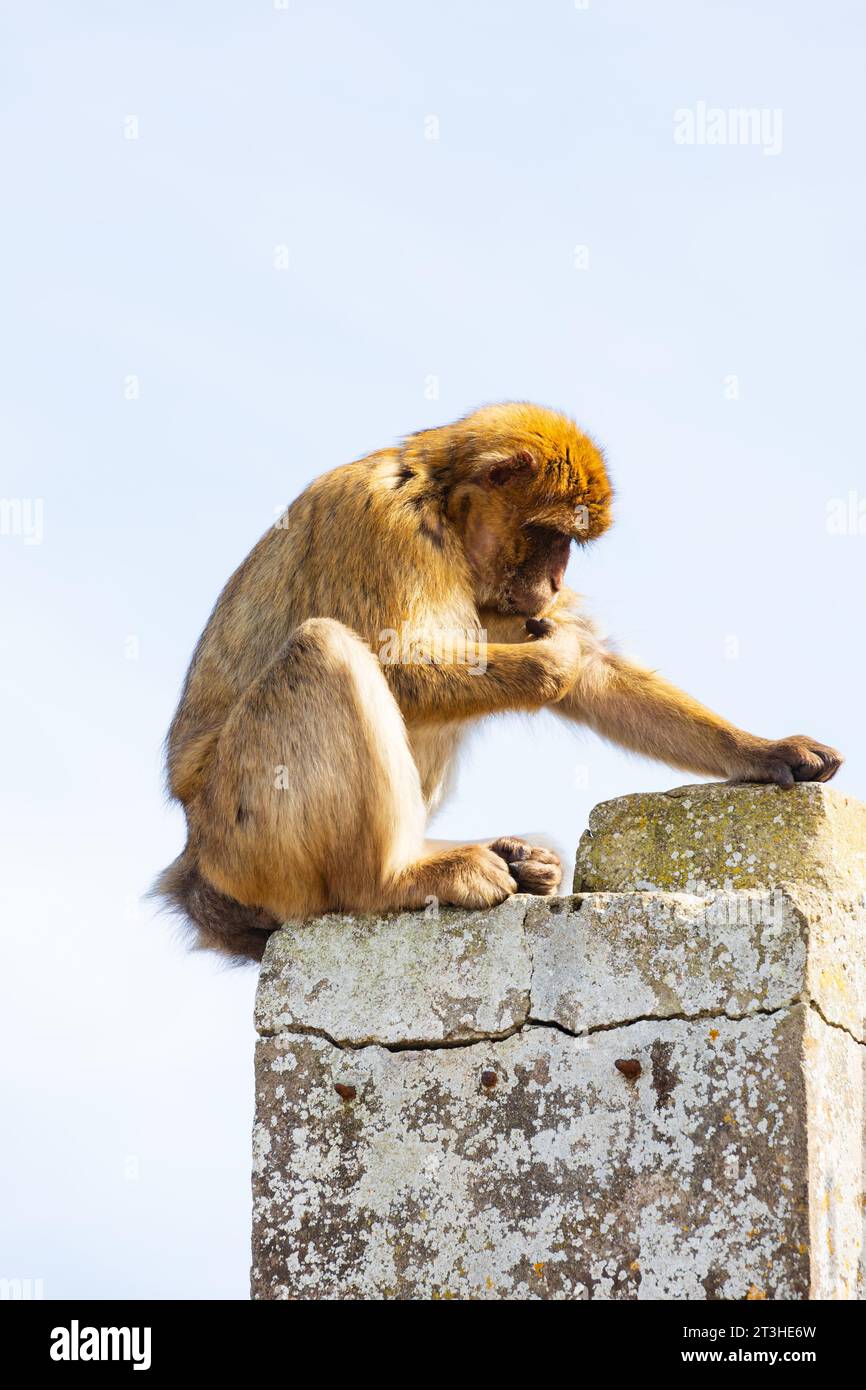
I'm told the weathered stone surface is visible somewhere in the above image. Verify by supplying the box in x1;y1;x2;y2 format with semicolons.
259;882;866;1049
251;782;866;1300
526;889;866;1043
526;890;802;1033
256;897;529;1046
794;886;866;1048
803;1007;866;1299
573;783;866;898
252;1008;830;1301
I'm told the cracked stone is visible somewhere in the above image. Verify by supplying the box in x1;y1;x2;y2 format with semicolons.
258;885;866;1048
252;1005;865;1300
256;896;530;1047
251;782;866;1300
525;887;866;1045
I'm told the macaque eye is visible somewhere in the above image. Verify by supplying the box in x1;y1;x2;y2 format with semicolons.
523;523;571;546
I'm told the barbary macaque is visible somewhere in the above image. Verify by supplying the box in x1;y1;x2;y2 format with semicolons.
155;402;841;961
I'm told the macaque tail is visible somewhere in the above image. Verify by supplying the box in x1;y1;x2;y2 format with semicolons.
150;851;280;964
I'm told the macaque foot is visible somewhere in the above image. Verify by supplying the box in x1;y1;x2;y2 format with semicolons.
730;736;843;790
488;836;562;894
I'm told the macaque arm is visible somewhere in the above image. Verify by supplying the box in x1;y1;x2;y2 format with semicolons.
555;649;753;778
478;590;841;786
383;633;574;723
554;646;842;787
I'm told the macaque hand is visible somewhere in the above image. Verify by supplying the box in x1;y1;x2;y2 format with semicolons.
729;735;843;789
524;615;584;702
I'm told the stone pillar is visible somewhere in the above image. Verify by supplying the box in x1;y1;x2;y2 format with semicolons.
251;783;866;1301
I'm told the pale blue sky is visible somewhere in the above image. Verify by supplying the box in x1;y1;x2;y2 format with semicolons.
2;0;864;1299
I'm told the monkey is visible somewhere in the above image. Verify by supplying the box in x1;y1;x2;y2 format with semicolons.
154;401;842;963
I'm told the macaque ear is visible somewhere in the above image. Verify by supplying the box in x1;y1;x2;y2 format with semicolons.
483;451;536;489
462;501;500;576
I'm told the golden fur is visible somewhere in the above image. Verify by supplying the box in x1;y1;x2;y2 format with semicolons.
155;402;841;961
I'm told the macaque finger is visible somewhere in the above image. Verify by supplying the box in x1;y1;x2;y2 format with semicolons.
525;618;555;639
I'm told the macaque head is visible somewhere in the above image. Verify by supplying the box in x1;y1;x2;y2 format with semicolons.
423;403;613;616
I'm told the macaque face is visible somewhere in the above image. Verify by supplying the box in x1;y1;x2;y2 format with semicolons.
458;491;576;617
450;430;611;617
503;524;572;616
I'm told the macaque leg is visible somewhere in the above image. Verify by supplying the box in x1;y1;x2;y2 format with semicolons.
195;618;552;919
